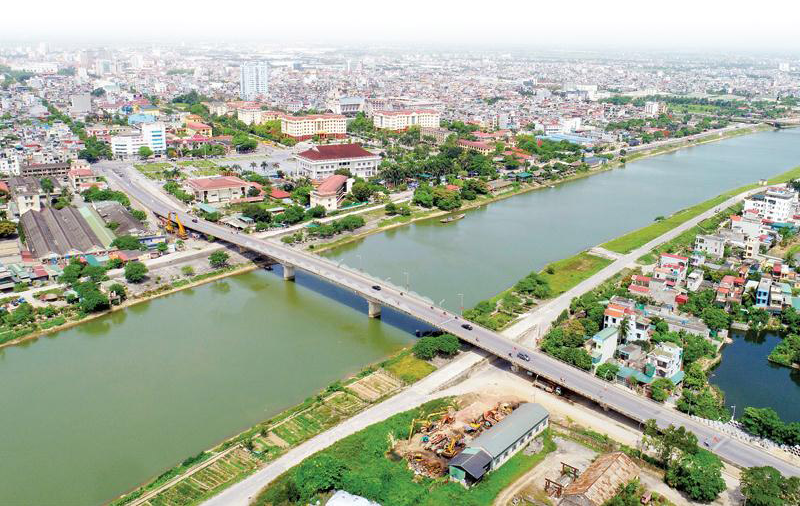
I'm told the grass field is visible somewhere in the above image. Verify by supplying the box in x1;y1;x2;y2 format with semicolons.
255;398;555;506
269;391;366;446
177;160;218;168
539;252;613;295
380;350;436;383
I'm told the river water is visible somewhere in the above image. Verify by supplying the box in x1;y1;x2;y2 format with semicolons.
1;129;800;505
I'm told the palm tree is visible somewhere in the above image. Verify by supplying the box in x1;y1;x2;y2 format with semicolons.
250;161;257;171
618;316;630;342
260;161;268;171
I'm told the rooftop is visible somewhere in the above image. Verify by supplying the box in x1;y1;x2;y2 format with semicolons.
297;144;376;161
468;403;548;459
186;176;249;191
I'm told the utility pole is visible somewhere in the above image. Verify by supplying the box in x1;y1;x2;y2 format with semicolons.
458;293;464;315
404;271;410;291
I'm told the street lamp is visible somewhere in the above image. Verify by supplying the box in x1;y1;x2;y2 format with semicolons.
403;271;410;291
730;405;736;422
439;299;446;309
356;254;363;271
458;293;464;315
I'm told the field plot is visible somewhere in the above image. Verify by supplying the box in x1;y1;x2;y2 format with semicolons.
347;369;405;401
135;163;174;180
269;391;366;446
142;448;262;506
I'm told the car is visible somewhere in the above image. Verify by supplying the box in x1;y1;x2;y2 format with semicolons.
516;352;530;361
461;323;473;330
371;285;381;291
191;218;198;223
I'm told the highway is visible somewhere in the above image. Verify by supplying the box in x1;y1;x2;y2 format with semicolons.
101;166;800;486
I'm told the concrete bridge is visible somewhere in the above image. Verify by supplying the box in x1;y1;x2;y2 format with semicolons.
103;166;800;477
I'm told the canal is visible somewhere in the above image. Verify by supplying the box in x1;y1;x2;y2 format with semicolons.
1;128;799;505
710;331;800;423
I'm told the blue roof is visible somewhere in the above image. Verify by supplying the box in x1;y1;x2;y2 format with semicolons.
591;326;618;344
196;203;217;214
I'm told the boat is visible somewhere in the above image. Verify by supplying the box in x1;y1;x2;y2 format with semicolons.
440;213;466;224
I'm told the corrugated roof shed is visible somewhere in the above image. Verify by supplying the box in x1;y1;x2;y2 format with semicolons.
20;207;106;259
560;452;639;506
469;403;548;459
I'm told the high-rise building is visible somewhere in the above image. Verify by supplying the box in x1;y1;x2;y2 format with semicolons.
239;61;270;100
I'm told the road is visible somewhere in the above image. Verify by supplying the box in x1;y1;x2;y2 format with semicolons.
100;168;799;505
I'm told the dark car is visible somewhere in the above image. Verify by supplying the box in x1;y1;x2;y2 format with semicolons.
191;218;198;223
371;285;381;291
516;352;530;362
461;323;473;330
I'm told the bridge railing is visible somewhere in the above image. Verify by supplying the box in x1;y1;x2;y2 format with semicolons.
318;258;435;305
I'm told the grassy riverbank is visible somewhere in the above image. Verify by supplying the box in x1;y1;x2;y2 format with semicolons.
603;163;800;254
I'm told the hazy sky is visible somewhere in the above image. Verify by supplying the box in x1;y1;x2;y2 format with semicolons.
2;0;800;51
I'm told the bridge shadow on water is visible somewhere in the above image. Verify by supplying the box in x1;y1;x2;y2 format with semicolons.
266;264;436;337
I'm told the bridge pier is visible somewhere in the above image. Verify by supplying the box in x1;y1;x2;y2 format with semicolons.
367;299;381;318
282;264;295;281
510;364;519;373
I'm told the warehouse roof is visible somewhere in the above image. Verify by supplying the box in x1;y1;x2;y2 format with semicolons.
469;403;549;459
20;206;106;259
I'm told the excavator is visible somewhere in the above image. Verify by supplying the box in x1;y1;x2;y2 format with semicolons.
164;212;188;240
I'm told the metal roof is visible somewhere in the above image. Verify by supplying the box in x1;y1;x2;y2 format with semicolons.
469;403;548;459
448;447;492;480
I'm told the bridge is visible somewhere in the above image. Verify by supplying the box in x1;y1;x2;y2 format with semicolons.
103;166;800;477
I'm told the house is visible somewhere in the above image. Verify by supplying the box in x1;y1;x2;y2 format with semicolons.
294;144;381;180
68;166;105;192
694;234;725;258
587;326;618;368
559;452;640;506
457;139;493;155
654;253;688;285
449;403;549;486
185;122;212;137
647;342;683;381
185;176;250;203
8;176;62;217
268;187;291;202
310;175;349;211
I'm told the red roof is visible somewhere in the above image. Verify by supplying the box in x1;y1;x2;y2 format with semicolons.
445;184;460;191
661;253;688;262
186;176;248;190
316;175;348;195
297;144;375;161
628;284;650;294
270;188;291;199
186;122;211;130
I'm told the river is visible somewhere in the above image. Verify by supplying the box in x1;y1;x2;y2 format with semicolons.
710;331;800;422
324;129;800;309
1;129;800;505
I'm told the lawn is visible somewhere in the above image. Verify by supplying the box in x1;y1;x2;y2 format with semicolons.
177;160;218;168
604;164;800;254
380;350;436;383
539;252;613;295
255;398;555;506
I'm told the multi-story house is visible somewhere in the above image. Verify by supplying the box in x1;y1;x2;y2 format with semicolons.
280;114;346;141
294;144;380;180
744;187;797;222
372;109;440;131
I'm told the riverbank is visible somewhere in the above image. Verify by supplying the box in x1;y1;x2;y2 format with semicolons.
311;124;775;256
0;262;258;352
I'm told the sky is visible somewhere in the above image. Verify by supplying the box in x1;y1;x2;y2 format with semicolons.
2;0;800;51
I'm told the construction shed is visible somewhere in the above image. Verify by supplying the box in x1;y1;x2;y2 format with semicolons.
20;206;108;264
559;452;639;506
449;403;549;486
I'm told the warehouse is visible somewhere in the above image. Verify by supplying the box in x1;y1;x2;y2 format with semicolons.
449;403;549;486
20;206;108;264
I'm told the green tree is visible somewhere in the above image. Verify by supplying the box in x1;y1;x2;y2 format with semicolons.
0;220;18;237
596;362;620;381
701;306;730;332
741;466;800;506
350;181;372;202
108;283;127;301
111;235;146;251
209;251;229;268
138;146;153;159
650;377;674;402
78;288;110;313
665;449;726;502
124;261;148;283
40;177;54;194
293;453;346;500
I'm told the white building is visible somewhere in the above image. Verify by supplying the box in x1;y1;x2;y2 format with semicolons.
0;154;20;175
294;144;380;180
647;343;683;380
240;61;270;101
587;326;619;368
310;175;349;211
644;101;660;117
743;187;797;222
110;122;166;158
372;109;440;131
280;114;347;141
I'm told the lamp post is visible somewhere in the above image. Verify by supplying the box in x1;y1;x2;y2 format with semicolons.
458;293;464;315
730;405;736;422
403;271;410;291
356;254;363;271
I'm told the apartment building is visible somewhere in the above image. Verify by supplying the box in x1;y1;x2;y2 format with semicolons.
240;61;270;101
294;144;380;180
110;122;166;158
744;187;797;222
310;175;348;211
20;162;71;181
372;109;440;131
280;114;347;140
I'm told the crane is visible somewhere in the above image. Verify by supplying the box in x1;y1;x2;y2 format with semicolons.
165;212;188;240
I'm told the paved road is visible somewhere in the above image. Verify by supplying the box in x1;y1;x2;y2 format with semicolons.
102;169;798;505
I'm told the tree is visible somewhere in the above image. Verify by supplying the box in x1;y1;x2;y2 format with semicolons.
124;261;148;283
78;288;110;313
293;453;346;500
209;251;229;268
350;181;372;202
665;449;726;502
138;146;153;159
650;377;674;402
741;466;800;506
741;407;785;441
109;283;127;302
596;362;620;381
40;177;54;194
701;306;730;332
156;242;168;253
111;235;146;251
0;220;17;237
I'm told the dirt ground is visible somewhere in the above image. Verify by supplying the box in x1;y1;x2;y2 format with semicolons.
440;360;745;506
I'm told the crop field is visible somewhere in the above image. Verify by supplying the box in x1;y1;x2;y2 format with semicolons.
135;163;174;179
269;391;366;446
177;160;218;168
143;448;262;506
347;369;405;401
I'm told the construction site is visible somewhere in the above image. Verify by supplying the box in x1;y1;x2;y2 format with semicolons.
392;394;525;479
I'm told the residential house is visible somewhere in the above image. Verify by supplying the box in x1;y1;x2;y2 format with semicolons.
310;175;349;211
185;176;250;203
586;326;619;368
